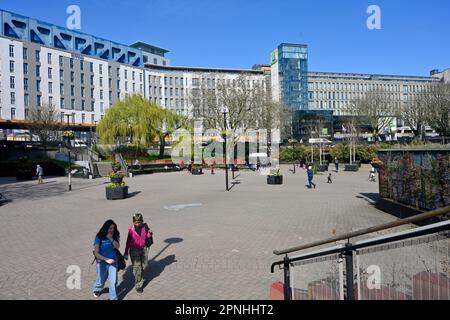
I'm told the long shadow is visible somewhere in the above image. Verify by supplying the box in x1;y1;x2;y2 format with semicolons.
358;192;380;205
127;191;141;198
228;180;241;191
117;237;183;299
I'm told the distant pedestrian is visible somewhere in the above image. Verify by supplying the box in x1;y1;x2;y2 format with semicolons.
187;160;193;173
327;173;333;184
210;161;215;175
334;157;339;172
307;166;316;189
36;164;44;184
93;220;121;300
124;213;153;294
368;167;376;182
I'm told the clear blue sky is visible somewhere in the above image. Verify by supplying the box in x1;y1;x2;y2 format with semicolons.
1;0;449;76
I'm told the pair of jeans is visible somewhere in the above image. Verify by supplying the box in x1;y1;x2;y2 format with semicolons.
129;247;149;290
93;261;118;300
308;178;316;188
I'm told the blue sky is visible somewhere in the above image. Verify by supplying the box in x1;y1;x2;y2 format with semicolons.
1;0;449;76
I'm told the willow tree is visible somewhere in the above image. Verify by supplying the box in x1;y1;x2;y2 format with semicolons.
97;94;157;148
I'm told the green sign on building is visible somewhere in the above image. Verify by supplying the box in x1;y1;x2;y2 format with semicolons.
270;50;278;65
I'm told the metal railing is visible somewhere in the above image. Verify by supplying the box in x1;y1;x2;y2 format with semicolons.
271;206;450;300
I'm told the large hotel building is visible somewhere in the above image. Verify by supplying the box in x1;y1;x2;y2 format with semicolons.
0;9;448;140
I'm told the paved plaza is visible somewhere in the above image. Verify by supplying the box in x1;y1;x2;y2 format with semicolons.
0;165;410;300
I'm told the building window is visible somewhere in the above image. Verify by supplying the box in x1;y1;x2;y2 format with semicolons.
24;94;29;107
59;56;64;67
100;90;104;100
10;61;15;73
24;63;28;75
23;48;28;59
36;66;40;77
91;88;94;98
70;58;74;68
125;70;128;80
49;96;53;106
35;50;40;62
9;45;14;57
37;95;42;107
163;60;166;66
10;76;15;89
36;80;41;92
81;87;85;98
99;64;103;74
71;99;75;109
47;53;52;64
80;61;84;71
71;71;75;82
11;92;16;105
91;114;95;124
60;69;64;81
48;67;52;79
100;102;104;113
60;98;65;108
11;108;16;120
153;58;157;64
81;73;85;84
82;100;86;111
100;77;103;87
91;75;94;85
90;62;93;72
48;82;53;94
24;78;29;91
82;113;85;124
91;101;95;111
71;85;75;96
60;84;64;95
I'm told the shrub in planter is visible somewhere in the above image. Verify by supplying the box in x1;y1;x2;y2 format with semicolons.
109;172;125;184
345;164;359;172
105;182;128;200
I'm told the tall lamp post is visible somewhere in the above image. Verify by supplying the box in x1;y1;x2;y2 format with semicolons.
65;114;72;191
221;106;229;191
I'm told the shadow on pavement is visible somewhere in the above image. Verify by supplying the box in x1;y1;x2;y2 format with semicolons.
358;192;380;205
117;237;183;299
127;191;141;198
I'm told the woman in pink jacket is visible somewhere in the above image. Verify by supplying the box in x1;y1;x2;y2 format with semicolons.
123;213;153;293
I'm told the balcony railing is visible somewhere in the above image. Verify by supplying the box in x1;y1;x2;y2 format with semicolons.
271;206;450;300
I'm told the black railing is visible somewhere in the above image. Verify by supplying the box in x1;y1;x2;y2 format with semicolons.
271;206;450;300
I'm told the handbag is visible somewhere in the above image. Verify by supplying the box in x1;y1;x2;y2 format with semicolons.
115;249;126;271
144;223;154;248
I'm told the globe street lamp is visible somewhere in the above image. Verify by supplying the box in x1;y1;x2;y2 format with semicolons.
221;106;229;192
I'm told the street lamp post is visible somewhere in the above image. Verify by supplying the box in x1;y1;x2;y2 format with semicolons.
222;107;229;192
65;114;72;191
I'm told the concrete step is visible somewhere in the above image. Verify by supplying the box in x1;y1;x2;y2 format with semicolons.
94;162;113;177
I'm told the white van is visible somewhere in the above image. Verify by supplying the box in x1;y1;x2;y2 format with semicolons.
396;127;414;139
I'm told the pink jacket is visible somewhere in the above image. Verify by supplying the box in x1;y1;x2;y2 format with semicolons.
124;225;153;255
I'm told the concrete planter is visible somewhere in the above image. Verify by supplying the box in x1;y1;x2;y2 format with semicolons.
106;186;128;200
345;164;359;172
267;175;283;185
191;168;203;175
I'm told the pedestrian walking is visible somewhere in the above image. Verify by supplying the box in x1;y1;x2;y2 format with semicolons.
210;161;215;175
368;166;377;182
334;157;339;172
93;220;121;300
327;173;333;184
123;213;153;294
307;166;316;189
36;164;44;184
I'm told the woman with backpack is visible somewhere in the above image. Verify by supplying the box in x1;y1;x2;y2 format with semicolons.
93;219;121;300
124;213;153;293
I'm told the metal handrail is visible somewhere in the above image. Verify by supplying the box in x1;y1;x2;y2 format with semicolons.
273;206;450;256
271;219;450;273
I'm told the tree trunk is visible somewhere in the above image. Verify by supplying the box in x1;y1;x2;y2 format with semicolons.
159;135;165;158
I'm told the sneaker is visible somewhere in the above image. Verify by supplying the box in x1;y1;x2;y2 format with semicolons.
93;291;101;298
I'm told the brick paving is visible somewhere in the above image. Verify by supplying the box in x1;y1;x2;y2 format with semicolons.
0;165;409;300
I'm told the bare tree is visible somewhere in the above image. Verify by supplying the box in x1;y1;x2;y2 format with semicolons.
24;103;63;153
400;92;429;140
190;75;267;144
352;89;395;141
425;83;450;139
